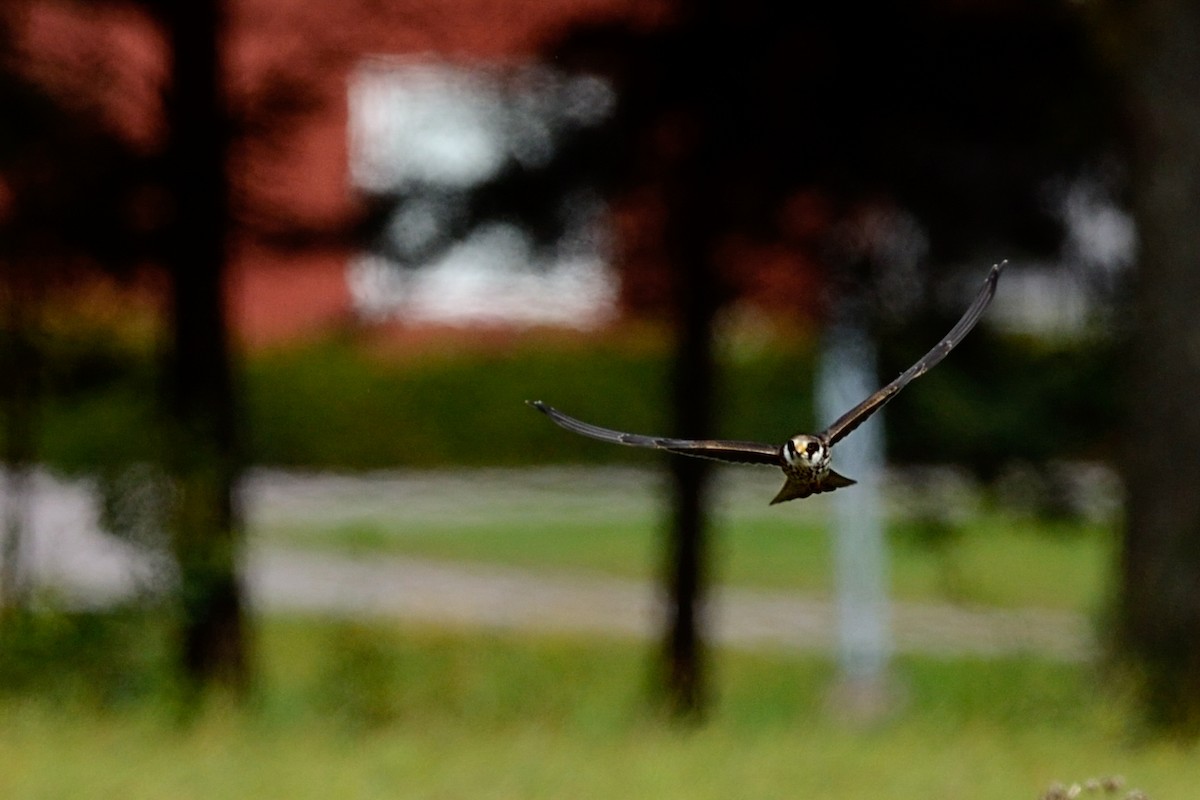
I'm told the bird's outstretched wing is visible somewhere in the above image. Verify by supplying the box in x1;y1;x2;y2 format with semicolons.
820;261;1005;447
528;401;782;466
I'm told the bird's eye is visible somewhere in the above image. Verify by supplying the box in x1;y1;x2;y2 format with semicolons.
806;441;820;456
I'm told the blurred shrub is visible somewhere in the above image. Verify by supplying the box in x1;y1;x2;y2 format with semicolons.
244;337;666;468
883;328;1120;477
243;335;817;469
0;607;171;707
242;331;1118;474
14;327;1119;475
0;325;160;473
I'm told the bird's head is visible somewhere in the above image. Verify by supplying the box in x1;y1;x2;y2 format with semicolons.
784;435;830;471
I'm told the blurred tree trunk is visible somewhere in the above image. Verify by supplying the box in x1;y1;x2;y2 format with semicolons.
1117;0;1200;733
657;3;730;721
661;166;719;720
162;0;248;692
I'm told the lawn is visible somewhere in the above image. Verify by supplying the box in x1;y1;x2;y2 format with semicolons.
0;618;1187;800
250;467;1115;613
0;468;1164;799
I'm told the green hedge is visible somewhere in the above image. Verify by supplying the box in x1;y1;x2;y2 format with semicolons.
16;329;1118;474
242;337;818;468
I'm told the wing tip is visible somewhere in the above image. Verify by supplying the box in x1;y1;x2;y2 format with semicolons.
527;399;550;413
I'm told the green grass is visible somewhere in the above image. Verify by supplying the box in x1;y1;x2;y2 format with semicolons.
0;618;1191;799
260;502;1114;613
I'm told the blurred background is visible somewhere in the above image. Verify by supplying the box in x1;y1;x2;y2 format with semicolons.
2;0;1199;797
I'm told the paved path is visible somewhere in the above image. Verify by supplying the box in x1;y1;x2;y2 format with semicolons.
249;549;1092;659
4;468;1095;661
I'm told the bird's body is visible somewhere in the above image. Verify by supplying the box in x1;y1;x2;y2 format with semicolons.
530;262;1005;504
774;434;855;504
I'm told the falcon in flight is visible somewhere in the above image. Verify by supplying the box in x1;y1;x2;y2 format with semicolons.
530;262;1005;505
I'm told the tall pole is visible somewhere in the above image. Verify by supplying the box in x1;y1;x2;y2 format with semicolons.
817;317;892;716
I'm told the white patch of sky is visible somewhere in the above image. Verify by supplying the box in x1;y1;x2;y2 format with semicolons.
986;175;1134;337
347;58;617;328
985;261;1092;335
349;59;1135;337
350;63;507;191
1060;176;1136;274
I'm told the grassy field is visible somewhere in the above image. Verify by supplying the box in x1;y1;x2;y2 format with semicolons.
0;469;1169;799
253;467;1115;613
0;618;1190;800
266;511;1111;611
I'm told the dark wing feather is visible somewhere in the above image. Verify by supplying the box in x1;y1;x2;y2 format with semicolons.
528;401;782;466
819;261;1005;446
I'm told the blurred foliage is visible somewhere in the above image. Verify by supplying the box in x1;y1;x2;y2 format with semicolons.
883;325;1121;477
243;335;817;469
0;607;171;708
241;331;1121;474
3;329;1120;475
20;325;161;473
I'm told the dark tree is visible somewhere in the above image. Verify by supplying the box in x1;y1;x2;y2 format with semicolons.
0;0;355;690
160;0;248;691
1115;0;1200;734
657;15;725;715
0;7;150;611
541;2;1112;716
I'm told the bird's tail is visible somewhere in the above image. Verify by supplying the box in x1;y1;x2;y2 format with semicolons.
769;470;856;505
